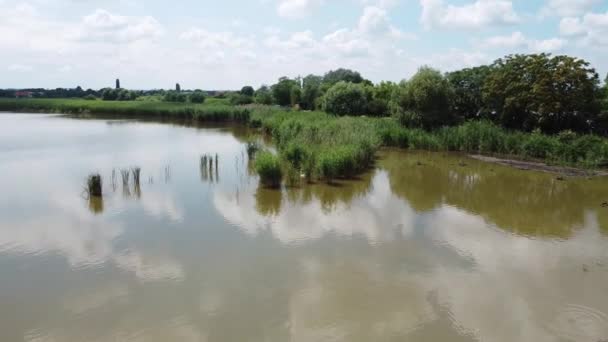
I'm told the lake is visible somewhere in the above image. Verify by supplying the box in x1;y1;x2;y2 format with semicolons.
1;113;608;342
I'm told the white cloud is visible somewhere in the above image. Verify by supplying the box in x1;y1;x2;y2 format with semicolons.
412;49;490;71
528;37;565;52
76;9;164;43
180;27;254;50
359;6;390;33
360;0;398;8
8;64;34;72
420;0;520;30
480;31;566;53
541;0;600;17
359;6;414;39
559;17;586;36
261;5;413;64
481;31;527;49
277;0;324;18
559;11;608;47
323;28;371;57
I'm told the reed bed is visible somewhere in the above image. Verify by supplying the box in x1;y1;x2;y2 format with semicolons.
0;98;249;123
250;108;608;179
255;151;283;188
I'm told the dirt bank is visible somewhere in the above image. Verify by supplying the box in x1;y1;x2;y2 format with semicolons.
469;155;608;177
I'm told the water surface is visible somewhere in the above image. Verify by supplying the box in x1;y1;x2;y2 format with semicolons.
1;113;608;342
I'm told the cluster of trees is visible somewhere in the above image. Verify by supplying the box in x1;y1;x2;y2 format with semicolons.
100;88;139;101
163;89;206;103
0;87;98;98
248;55;608;134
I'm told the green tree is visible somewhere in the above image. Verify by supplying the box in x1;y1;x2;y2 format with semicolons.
164;90;187;102
189;90;206;103
102;88;118;100
229;92;253;105
241;86;255;97
290;86;302;107
272;77;298;106
323;68;364;85
366;81;397;117
601;73;608;111
390;67;455;128
254;85;273;105
301;74;322;110
483;54;601;133
322;81;368;116
447;65;491;120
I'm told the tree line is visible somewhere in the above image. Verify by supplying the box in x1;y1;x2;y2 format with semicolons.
240;54;608;135
2;53;607;135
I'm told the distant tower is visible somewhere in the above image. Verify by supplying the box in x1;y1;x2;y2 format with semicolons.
176;83;181;92
116;78;120;89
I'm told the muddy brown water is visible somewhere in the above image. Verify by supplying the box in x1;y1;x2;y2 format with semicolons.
1;113;608;342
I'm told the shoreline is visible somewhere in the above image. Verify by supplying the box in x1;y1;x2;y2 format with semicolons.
469;154;608;177
3;103;608;178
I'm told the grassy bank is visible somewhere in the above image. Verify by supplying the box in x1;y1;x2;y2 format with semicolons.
250;108;608;179
0;98;249;122
3;98;608;180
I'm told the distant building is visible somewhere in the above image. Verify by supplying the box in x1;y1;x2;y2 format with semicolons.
15;91;33;98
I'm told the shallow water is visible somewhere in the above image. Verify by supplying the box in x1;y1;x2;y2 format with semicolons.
1;113;608;342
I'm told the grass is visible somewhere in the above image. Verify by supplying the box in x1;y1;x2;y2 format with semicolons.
0;98;248;122
250;109;380;181
250;108;608;180
255;151;283;188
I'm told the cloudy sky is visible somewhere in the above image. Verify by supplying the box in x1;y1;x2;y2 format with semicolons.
1;0;607;89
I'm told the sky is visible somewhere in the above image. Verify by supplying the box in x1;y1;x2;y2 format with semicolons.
1;0;607;90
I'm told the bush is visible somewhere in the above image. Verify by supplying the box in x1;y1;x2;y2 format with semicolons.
255;151;283;187
241;86;255;97
164;91;187;102
229;93;253;105
254;86;273;105
322;81;368;116
83;94;97;100
282;143;308;169
390;67;455;128
189;91;206;104
521;131;558;159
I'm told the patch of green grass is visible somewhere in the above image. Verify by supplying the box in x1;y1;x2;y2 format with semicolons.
250;107;608;172
0;98;245;122
255;151;283;188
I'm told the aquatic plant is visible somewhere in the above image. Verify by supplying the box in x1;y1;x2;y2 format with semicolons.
120;169;130;186
255;151;283;188
246;141;261;158
87;174;102;197
131;167;141;185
